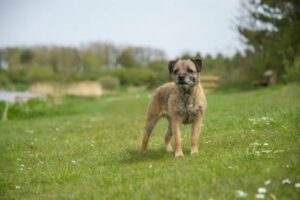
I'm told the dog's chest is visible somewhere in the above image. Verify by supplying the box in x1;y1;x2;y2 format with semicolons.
176;102;201;124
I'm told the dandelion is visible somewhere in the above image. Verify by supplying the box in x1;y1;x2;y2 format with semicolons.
15;185;21;189
258;187;267;193
264;180;271;185
282;178;291;184
235;190;247;198
295;183;300;188
256;193;265;199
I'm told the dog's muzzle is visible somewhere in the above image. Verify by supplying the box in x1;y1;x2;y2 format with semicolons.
178;76;187;85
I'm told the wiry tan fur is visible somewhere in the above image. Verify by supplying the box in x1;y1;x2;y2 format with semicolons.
141;59;207;157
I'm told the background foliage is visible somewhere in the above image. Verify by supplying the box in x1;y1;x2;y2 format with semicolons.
0;0;299;90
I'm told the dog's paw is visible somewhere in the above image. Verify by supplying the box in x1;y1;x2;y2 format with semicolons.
191;147;198;155
175;152;184;157
165;144;174;153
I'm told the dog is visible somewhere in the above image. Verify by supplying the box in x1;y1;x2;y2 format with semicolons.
141;58;207;157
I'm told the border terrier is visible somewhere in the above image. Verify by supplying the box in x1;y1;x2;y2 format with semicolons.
141;58;207;157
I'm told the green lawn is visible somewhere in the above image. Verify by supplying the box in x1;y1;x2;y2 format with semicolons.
1;84;300;199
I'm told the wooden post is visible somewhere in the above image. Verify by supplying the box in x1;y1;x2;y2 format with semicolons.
2;102;9;122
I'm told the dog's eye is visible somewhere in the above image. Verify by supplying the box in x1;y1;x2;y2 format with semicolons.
187;68;194;73
173;69;179;74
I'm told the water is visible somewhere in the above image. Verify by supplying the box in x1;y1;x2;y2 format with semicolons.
0;91;43;103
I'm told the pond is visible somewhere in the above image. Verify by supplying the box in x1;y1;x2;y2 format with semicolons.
0;91;43;103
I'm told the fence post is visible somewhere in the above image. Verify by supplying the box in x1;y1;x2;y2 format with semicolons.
2;102;9;122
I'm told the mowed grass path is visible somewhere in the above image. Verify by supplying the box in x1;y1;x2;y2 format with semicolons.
0;84;299;199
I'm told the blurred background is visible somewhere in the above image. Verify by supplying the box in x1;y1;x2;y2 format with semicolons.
0;0;299;97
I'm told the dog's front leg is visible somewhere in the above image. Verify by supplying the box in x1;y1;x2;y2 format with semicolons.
172;117;184;157
191;117;203;154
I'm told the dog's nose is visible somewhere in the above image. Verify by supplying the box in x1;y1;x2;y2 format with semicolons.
178;76;185;81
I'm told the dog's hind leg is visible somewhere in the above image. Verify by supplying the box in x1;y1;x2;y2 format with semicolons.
141;114;159;153
165;119;173;153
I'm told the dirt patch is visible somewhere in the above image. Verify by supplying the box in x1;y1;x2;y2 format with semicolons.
29;81;103;97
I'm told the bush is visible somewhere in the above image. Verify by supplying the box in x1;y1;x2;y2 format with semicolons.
25;64;55;82
113;68;155;87
4;99;53;119
284;57;300;82
99;76;120;90
0;70;11;89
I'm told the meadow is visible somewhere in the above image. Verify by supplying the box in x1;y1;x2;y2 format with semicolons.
0;84;299;199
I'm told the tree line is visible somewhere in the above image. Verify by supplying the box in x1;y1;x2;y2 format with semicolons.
0;0;299;89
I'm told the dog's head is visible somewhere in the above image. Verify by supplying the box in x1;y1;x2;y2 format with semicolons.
168;59;202;89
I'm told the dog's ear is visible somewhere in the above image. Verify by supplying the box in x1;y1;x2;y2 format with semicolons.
168;60;177;74
191;59;202;72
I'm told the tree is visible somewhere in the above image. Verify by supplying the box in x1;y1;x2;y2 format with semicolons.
117;49;139;68
237;0;300;80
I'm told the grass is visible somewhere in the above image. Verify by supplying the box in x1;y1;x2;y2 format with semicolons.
0;84;300;199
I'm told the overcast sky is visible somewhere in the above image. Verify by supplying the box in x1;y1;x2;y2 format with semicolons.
0;0;242;58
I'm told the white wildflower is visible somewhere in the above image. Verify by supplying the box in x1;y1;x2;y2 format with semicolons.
282;178;291;184
16;158;21;161
256;193;265;199
235;190;247;198
258;187;267;193
261;150;271;154
20;164;25;168
295;183;300;188
251;142;261;146
149;164;152;169
263;143;268;146
15;185;21;189
264;180;271;185
71;160;76;164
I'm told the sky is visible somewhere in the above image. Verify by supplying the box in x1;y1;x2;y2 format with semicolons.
0;0;243;58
